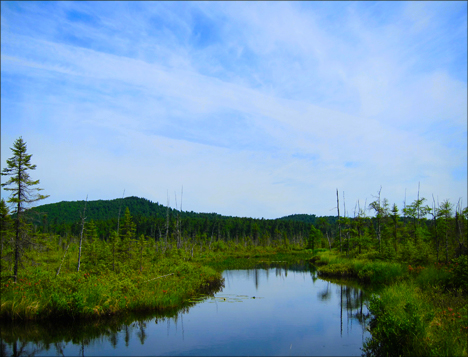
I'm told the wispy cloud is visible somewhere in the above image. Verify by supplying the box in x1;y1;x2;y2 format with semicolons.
1;1;466;218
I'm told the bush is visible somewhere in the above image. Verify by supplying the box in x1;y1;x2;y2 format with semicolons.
363;283;430;356
450;255;468;293
414;265;452;289
211;241;228;252
356;261;404;285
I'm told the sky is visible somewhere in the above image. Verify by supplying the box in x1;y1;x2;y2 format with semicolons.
1;1;467;219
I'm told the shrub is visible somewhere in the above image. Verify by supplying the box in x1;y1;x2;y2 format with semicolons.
363;283;430;356
450;255;468;293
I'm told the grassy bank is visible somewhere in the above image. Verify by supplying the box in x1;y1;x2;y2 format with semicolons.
363;280;467;356
313;250;406;285
0;247;309;321
194;247;314;271
312;250;468;356
0;259;222;321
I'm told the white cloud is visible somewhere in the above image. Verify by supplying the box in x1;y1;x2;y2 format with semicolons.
1;1;466;218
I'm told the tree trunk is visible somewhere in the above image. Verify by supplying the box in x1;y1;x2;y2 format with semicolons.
336;189;342;252
77;196;88;272
56;243;70;276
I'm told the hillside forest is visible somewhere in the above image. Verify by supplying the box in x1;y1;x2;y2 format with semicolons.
0;137;466;282
2;190;466;272
1;136;467;356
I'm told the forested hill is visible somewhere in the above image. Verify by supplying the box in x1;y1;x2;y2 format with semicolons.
30;196;326;226
30;196;185;226
27;196;334;241
278;213;338;226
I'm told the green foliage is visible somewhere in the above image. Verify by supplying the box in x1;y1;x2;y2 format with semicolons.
29;196;322;247
211;241;228;252
0;259;222;320
363;285;430;356
307;225;321;250
363;281;468;357
449;255;468;293
317;258;404;285
414;264;453;290
1;137;49;282
1;137;49;210
312;248;467;357
354;261;403;285
1;143;466;354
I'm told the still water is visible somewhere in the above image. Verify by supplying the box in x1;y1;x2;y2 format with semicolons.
1;264;371;356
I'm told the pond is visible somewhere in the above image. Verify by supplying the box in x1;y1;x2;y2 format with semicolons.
1;263;372;356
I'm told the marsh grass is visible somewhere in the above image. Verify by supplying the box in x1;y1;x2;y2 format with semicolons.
312;250;468;356
0;260;222;320
363;281;468;356
0;248;311;321
316;256;404;285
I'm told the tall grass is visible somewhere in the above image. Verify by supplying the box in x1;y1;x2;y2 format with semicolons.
0;259;222;320
316;255;405;285
363;281;468;356
312;250;468;356
0;248;313;321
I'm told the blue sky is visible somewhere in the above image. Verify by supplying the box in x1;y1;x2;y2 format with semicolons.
1;1;467;219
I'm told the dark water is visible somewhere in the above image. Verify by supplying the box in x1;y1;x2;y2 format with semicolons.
1;264;371;356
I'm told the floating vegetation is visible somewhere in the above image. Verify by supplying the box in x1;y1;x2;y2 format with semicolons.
206;294;264;303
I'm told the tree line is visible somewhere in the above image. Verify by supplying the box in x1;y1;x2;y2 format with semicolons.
1;137;467;282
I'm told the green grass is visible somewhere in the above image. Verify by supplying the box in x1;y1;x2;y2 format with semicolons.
0;259;222;320
0;246;314;321
310;250;468;356
315;255;405;285
362;281;468;356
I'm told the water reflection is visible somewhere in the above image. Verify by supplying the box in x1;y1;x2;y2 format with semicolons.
1;263;371;356
0;298;215;357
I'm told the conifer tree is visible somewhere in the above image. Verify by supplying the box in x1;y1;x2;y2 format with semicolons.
438;199;453;264
119;207;136;262
1;137;49;282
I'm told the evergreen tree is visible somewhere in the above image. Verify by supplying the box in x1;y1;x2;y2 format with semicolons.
1;137;49;282
390;204;400;253
119;207;136;262
0;199;13;274
438;199;453;264
137;234;147;272
308;225;321;251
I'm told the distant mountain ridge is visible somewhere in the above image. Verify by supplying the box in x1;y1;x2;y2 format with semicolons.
29;196;325;225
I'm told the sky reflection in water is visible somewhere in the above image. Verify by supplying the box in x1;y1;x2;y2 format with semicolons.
3;265;371;356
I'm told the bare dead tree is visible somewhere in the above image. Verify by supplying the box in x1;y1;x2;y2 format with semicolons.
180;186;183;248
210;221;216;250
403;188;407;219
417;182;421;222
369;187;383;253
77;195;88;272
117;189;125;236
343;191;349;256
165;190;170;253
174;187;184;249
56;243;70;276
174;191;180;249
455;198;465;256
432;194;440;261
336;189;342;252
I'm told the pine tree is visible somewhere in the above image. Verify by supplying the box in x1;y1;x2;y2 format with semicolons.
1;137;49;282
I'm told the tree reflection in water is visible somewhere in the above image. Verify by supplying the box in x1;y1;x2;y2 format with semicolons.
0;301;205;356
1;264;371;356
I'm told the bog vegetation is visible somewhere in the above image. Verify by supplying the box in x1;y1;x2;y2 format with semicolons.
1;136;467;356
